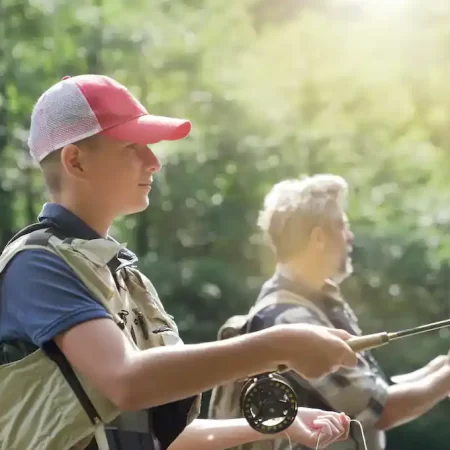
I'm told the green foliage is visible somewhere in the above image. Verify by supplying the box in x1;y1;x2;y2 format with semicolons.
2;0;450;447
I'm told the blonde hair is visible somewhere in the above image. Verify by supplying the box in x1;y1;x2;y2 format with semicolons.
39;135;99;195
257;174;348;261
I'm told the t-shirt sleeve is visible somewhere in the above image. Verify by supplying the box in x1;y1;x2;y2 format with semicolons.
1;249;112;347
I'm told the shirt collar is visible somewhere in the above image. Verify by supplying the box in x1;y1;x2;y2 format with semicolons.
38;203;102;241
36;203;139;271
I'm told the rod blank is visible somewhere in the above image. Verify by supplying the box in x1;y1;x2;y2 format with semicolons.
391;318;450;340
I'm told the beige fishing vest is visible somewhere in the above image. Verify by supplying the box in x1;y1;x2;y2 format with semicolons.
0;231;201;450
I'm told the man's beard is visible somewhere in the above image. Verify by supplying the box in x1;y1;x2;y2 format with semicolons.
332;254;353;284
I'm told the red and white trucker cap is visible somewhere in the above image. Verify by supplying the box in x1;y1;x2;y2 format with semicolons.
28;74;192;163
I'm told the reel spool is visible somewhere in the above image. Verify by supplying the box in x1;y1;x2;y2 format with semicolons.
240;371;298;434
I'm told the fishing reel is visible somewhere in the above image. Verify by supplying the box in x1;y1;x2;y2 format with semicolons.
240;370;298;434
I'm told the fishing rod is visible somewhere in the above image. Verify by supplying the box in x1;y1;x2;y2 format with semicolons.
241;318;450;434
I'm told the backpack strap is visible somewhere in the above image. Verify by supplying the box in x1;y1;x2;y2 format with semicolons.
4;222;66;247
246;288;334;334
216;293;304;341
43;341;101;426
5;223;48;246
216;287;332;341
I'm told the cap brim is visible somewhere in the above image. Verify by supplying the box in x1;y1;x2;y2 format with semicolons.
101;114;192;145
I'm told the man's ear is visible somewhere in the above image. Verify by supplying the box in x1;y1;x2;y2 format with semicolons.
60;144;87;180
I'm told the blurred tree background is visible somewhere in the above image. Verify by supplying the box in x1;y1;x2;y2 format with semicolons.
2;0;450;447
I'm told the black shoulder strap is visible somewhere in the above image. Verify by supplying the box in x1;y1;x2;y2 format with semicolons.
5;221;73;249
6;222;55;246
3;222;101;427
43;341;100;425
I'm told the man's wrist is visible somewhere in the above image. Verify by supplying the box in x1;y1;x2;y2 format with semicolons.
258;324;298;371
421;362;450;402
264;324;316;368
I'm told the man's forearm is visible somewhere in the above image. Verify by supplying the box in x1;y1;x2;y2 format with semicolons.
376;364;450;430
167;418;268;450
121;327;285;410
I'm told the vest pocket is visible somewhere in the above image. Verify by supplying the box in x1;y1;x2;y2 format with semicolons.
151;327;183;347
0;349;103;450
124;269;180;347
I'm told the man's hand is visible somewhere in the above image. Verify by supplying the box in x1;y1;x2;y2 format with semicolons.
277;324;358;379
284;408;350;449
428;354;448;372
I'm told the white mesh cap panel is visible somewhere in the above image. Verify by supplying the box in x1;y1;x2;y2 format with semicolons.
28;79;102;162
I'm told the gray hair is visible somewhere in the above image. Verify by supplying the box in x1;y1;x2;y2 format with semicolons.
257;174;348;260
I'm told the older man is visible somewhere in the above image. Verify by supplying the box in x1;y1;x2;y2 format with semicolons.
209;174;450;450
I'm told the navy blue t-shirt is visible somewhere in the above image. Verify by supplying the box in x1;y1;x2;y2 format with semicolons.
0;203;111;346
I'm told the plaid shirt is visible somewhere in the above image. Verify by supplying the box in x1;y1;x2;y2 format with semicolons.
249;268;389;450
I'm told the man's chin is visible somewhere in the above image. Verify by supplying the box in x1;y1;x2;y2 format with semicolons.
121;200;150;217
332;262;353;284
134;201;150;214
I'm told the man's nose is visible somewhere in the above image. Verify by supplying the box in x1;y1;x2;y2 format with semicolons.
347;229;355;244
143;147;161;173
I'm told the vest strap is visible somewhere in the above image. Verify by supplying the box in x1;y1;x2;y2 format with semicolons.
43;340;101;426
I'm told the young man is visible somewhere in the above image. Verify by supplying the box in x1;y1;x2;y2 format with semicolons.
0;75;358;450
209;175;450;450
